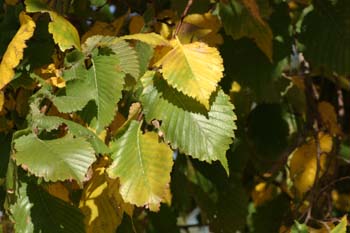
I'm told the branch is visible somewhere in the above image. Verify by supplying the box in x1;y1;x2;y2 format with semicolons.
174;0;194;37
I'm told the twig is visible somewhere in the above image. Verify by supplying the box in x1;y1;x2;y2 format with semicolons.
174;0;194;37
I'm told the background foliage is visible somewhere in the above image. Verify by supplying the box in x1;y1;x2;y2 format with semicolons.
0;0;350;232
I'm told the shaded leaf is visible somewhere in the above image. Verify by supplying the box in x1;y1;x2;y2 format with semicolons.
0;12;35;89
154;39;224;108
13;133;96;185
0;91;4;111
107;120;173;210
300;0;350;75
80;158;132;233
289;133;333;196
28;183;85;233
219;0;273;61
141;71;236;174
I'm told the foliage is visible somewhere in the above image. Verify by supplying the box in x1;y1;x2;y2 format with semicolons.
0;0;350;232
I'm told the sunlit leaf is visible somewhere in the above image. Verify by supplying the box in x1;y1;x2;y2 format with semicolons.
0;12;35;89
119;33;170;46
87;54;125;133
107;120;173;210
219;0;273;61
331;216;347;233
141;71;236;174
25;0;81;51
9;183;34;233
46;182;71;203
13;133;96;185
48;12;81;51
154;39;224;108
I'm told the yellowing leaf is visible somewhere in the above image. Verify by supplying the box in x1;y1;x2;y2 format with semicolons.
318;101;342;136
48;12;81;51
180;13;223;46
25;0;80;51
129;15;145;34
80;158;132;233
107;121;173;210
119;33;170;47
0;12;35;90
331;216;347;233
289;133;333;196
0;91;4;112
154;39;224;108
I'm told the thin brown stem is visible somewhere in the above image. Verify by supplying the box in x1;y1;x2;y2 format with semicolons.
174;0;194;37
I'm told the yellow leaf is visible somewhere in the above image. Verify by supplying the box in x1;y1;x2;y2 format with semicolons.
48;11;81;51
80;157;132;233
129;15;145;34
0;91;4;112
154;39;224;108
289;133;333;197
318;101;342;136
0;12;35;90
180;13;223;46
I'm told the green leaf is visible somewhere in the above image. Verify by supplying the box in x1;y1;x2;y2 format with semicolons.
300;0;350;75
13;134;96;185
331;216;347;233
154;39;224;108
88;54;125;133
135;42;154;77
33;115;109;154
107;120;173;209
52;79;94;113
219;0;273;61
9;183;34;233
108;40;140;79
141;71;236;174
